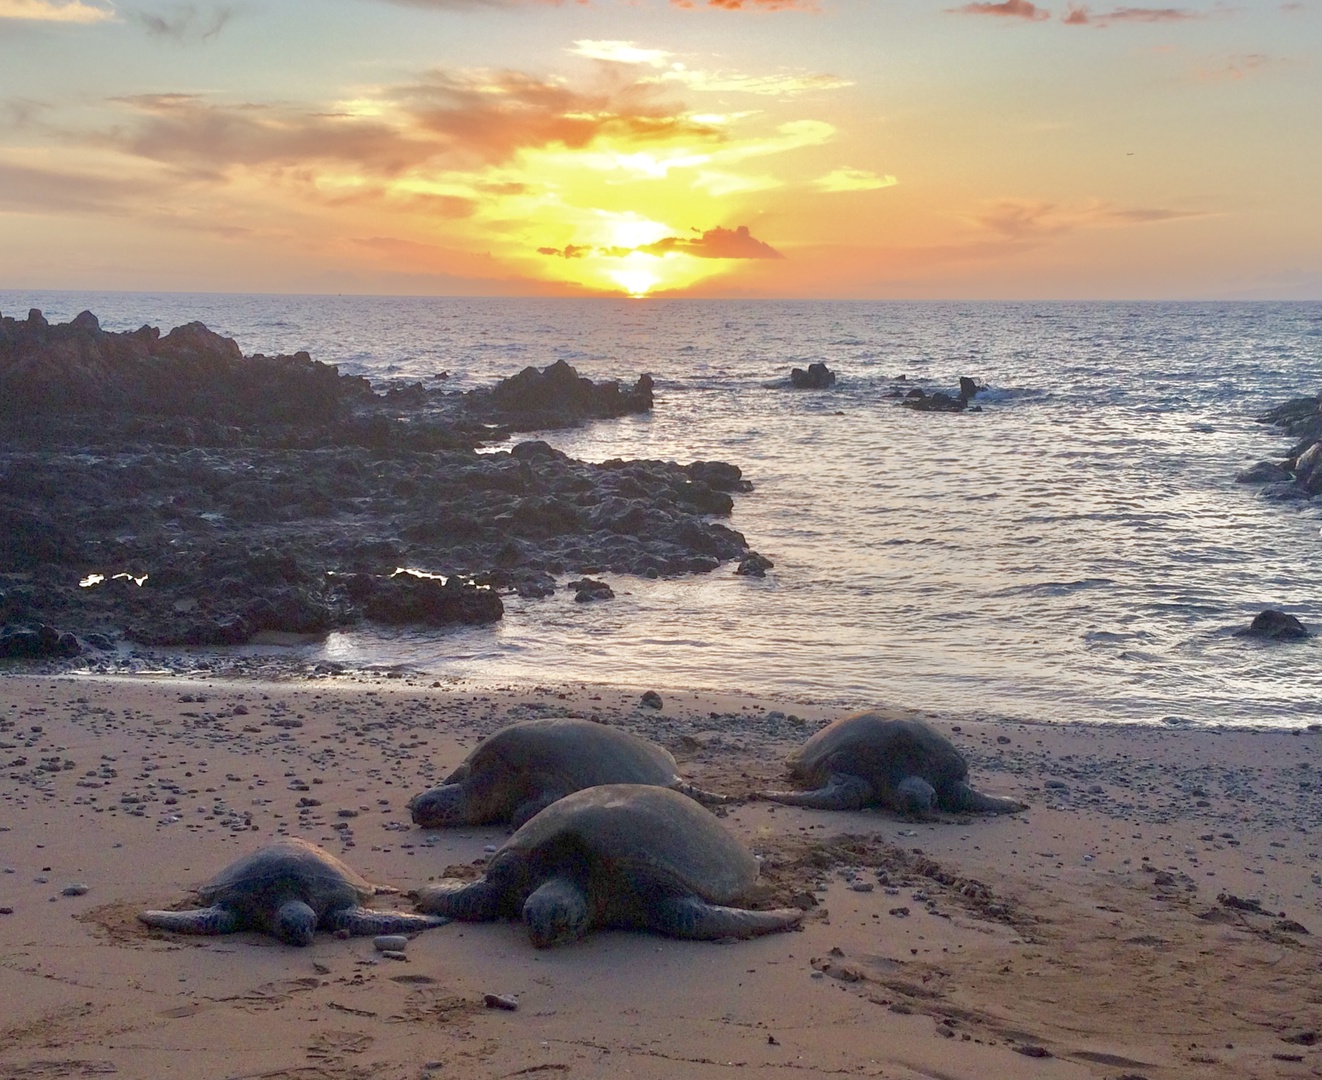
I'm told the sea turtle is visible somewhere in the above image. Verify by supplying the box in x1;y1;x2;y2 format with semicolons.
408;717;726;828
412;784;803;947
138;837;450;946
762;710;1027;817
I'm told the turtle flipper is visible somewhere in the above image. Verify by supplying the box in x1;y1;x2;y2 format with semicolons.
412;878;504;920
139;906;240;935
326;906;450;936
942;781;1026;815
649;895;802;940
761;771;873;810
671;781;731;806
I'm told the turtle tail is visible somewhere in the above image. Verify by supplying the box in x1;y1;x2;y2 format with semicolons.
650;896;803;940
138;906;240;936
326;906;450;936
943;781;1027;815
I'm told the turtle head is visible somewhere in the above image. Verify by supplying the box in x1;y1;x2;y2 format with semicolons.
408;784;468;828
273;899;318;946
894;775;937;819
522;877;590;948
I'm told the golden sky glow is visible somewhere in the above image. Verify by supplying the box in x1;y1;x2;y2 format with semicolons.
0;1;1319;298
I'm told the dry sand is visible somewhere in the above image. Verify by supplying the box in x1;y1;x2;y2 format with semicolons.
1;672;1320;1080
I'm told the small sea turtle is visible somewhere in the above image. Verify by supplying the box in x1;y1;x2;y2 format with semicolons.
138;838;449;946
412;784;803;947
762;710;1026;817
408;717;726;828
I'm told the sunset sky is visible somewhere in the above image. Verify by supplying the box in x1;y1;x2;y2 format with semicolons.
1;0;1318;299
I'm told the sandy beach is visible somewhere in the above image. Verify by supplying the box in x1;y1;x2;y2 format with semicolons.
2;672;1320;1080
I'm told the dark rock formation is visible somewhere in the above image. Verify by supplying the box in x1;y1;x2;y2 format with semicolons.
790;362;836;389
567;577;614;602
1243;391;1322;499
359;572;504;627
899;376;985;413
0;623;82;659
1234;609;1310;642
466;359;653;429
0;312;757;653
735;552;774;578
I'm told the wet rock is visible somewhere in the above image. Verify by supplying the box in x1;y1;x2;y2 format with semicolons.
568;578;614;603
1235;609;1309;642
360;572;504;627
790;362;836;389
735;552;774;578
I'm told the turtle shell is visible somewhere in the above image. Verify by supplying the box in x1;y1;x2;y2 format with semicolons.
197;838;374;907
501;783;757;903
460;718;679;792
788;711;968;792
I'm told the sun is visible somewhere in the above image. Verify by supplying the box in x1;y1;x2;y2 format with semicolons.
609;267;659;297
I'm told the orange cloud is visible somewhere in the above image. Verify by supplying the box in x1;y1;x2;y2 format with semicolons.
950;0;1051;18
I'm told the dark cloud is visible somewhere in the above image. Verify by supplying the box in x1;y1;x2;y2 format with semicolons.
639;224;783;258
130;4;237;41
538;225;783;260
950;0;1051;18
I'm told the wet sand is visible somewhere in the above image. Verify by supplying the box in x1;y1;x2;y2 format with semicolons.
2;673;1320;1080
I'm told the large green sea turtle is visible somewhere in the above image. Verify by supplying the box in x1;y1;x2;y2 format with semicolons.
763;710;1026;817
408;717;726;828
138;838;449;946
412;784;803;947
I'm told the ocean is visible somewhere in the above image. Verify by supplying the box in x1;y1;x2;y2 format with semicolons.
5;291;1321;727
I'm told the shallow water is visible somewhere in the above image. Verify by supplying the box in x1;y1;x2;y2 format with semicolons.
7;291;1322;725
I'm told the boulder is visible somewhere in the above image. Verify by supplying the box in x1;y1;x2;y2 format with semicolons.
1235;609;1310;642
363;572;504;627
790;362;836;389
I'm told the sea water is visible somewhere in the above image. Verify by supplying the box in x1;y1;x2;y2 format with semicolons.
6;291;1322;726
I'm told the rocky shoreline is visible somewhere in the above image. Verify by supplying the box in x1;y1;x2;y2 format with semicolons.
1237;389;1322;501
0;309;764;658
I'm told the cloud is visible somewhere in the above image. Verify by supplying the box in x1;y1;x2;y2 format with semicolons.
975;197;1209;239
369;0;814;8
1196;52;1278;82
1062;5;1204;24
572;40;671;66
0;0;114;21
812;167;896;193
89;65;724;182
130;4;236;41
949;0;1051;18
0;160;157;214
572;40;851;97
538;224;783;260
671;0;818;8
1098;5;1199;20
639;224;783;258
